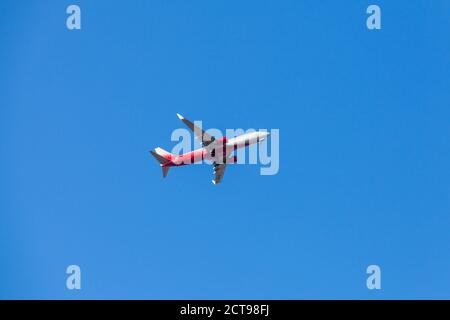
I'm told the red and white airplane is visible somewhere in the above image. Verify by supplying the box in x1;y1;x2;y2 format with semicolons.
150;113;270;184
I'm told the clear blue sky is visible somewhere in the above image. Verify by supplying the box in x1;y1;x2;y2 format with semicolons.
1;0;449;299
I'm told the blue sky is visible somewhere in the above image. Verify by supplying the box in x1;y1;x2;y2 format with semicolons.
1;0;449;299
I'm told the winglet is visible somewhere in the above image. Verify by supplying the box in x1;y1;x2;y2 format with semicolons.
176;113;184;120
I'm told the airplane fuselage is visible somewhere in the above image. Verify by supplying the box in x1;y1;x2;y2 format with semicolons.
165;131;269;167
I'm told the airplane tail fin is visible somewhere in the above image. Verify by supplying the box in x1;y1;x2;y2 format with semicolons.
149;147;173;178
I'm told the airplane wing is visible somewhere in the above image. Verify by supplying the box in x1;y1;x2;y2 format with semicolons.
176;113;215;147
176;113;231;184
212;162;226;185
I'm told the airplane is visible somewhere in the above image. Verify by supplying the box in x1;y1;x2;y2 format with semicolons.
149;113;270;184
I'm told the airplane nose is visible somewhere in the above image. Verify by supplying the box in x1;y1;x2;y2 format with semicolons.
257;131;270;142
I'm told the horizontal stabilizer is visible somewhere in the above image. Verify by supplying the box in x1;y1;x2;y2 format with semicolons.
150;150;171;165
150;150;171;178
155;147;171;158
162;166;169;178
